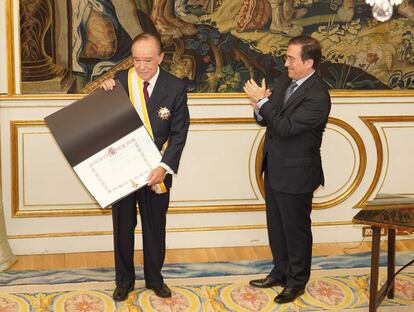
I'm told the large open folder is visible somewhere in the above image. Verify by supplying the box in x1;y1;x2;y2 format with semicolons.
45;83;161;208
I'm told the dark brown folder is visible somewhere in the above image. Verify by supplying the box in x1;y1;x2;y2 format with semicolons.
45;82;143;167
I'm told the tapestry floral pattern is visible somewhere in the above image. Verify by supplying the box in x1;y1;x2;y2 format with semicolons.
18;0;414;93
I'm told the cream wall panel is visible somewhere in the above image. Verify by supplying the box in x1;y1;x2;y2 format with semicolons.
331;107;414;202
315;126;359;201
10;235;116;255
189;98;252;119
378;126;414;194
9;226;365;255
21;131;96;208
164;212;266;228
5;211;267;239
11;120;266;211
1;96;414;254
172;125;262;204
1;0;414;255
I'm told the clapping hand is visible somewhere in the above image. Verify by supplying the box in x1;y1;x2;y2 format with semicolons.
243;79;271;109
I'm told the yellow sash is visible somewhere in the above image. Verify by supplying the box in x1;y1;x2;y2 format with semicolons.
128;68;167;193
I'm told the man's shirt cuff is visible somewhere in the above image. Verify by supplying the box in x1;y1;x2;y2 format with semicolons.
159;162;174;175
255;109;263;121
257;97;269;109
254;97;269;120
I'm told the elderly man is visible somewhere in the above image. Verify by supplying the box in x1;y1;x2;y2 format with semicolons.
101;32;190;301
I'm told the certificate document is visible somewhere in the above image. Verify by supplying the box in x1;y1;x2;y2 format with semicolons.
74;126;161;208
45;85;158;208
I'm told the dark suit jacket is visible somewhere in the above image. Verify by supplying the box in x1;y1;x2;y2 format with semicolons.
115;68;190;188
257;72;331;194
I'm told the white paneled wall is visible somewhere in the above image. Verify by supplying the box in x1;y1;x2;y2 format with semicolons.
1;96;414;254
1;1;413;255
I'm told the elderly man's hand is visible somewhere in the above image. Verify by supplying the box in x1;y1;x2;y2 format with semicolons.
101;78;116;91
147;166;167;186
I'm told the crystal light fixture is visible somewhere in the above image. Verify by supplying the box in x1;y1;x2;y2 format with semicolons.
365;0;403;22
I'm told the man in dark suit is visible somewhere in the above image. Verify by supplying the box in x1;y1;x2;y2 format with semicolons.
101;33;190;301
243;35;331;304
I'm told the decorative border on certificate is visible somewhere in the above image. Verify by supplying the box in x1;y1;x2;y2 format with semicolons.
89;138;153;193
73;126;162;208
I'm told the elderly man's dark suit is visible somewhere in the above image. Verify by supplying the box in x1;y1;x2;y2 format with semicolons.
257;72;331;289
112;68;189;289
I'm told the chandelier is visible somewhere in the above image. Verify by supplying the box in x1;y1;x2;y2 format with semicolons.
366;0;403;22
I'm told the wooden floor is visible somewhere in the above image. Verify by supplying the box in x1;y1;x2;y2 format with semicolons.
9;239;414;271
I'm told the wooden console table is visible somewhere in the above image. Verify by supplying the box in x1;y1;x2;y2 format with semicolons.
353;194;414;312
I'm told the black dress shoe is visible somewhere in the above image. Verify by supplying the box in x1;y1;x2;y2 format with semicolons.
112;283;134;302
249;276;285;288
152;283;172;298
274;287;305;304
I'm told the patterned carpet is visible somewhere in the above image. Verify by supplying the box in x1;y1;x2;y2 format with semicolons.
0;252;413;311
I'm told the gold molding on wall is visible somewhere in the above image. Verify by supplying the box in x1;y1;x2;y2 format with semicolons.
9;116;413;217
255;117;367;209
357;116;414;208
329;90;414;97
21;132;99;207
10;119;267;217
7;221;353;239
0;94;83;101
315;117;367;208
188;90;414;98
10;120;44;217
11;204;265;218
190;117;255;124
10;121;104;217
2;92;414;101
316;127;356;199
377;126;414;195
255;135;265;200
6;0;15;94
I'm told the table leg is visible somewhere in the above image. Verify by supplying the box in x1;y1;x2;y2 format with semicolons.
387;228;395;299
369;226;381;312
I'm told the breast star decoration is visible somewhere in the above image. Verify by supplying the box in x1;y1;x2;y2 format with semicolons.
157;107;171;120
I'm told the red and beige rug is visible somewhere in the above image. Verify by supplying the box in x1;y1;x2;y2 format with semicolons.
0;267;413;311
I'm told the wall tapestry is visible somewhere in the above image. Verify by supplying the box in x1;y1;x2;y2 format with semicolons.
19;0;414;93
